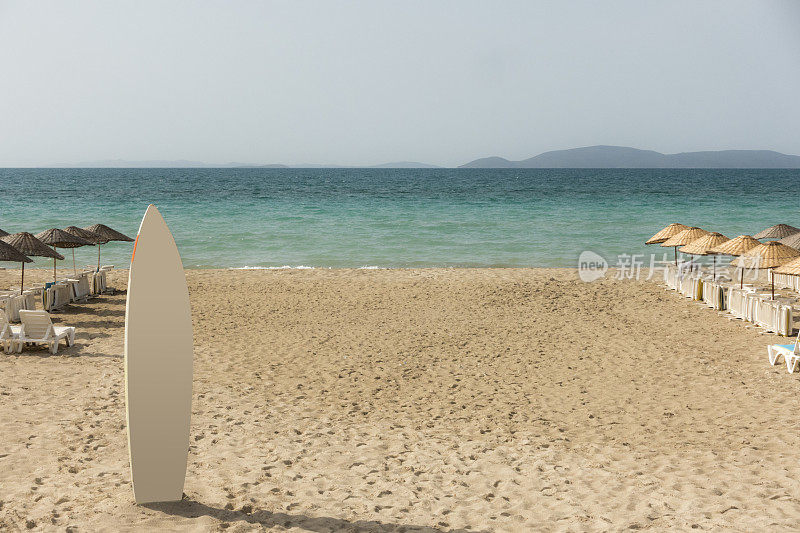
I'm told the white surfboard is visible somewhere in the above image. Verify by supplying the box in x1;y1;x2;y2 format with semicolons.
124;204;193;504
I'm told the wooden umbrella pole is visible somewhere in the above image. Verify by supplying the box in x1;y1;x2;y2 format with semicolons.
52;245;57;283
97;244;101;272
740;267;744;289
72;249;76;275
713;255;716;280
20;261;24;295
772;269;775;300
674;246;677;266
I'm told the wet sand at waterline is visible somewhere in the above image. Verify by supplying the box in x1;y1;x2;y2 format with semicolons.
1;267;800;531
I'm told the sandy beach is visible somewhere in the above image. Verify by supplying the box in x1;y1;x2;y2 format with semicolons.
2;267;800;531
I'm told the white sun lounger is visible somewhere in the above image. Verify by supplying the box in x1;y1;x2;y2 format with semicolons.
69;274;91;302
768;330;800;373
0;309;20;354
17;310;75;354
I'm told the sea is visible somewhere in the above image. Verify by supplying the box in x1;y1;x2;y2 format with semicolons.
2;168;800;270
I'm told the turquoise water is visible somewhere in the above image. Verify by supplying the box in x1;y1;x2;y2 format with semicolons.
2;168;800;269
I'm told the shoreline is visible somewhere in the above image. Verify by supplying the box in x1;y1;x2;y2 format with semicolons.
2;265;589;271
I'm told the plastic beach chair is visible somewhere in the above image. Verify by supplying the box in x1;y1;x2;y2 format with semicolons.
0;309;20;354
17;310;75;354
768;329;800;373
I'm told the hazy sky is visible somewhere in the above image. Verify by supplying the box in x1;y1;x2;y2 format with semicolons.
2;1;799;166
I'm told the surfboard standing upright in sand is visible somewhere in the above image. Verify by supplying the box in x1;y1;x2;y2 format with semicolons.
125;204;193;504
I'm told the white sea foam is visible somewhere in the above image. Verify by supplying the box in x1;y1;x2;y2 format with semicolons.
231;265;316;270
358;265;381;269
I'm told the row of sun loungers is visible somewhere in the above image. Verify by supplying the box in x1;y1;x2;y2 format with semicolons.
43;283;73;312
701;279;726;310
0;268;113;319
771;272;800;292
0;266;114;355
662;265;794;336
0;291;38;322
43;270;109;312
664;267;710;302
726;288;794;335
662;265;800;373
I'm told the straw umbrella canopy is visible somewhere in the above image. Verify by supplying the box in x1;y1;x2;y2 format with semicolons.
0;228;9;238
709;235;761;257
679;232;729;279
0;241;32;295
731;241;800;299
0;232;64;294
0;240;31;263
0;240;32;284
35;228;93;282
708;235;761;288
774;256;800;276
778;232;800;250
753;223;800;241
63;226;104;274
660;227;709;266
64;226;102;243
83;224;134;271
645;223;689;245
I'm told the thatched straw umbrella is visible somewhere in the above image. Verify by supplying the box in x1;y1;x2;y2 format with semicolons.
35;229;93;282
753;224;800;241
731;241;800;299
0;228;9;238
62;226;103;274
774;256;800;278
778;232;800;250
645;223;689;245
0;232;64;295
83;224;134;272
679;232;729;279
708;235;761;288
661;227;709;266
0;241;32;289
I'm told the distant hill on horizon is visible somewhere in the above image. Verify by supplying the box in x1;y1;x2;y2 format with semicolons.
30;146;800;169
460;145;800;168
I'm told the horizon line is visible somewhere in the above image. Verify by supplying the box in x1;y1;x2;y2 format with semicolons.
3;145;800;169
